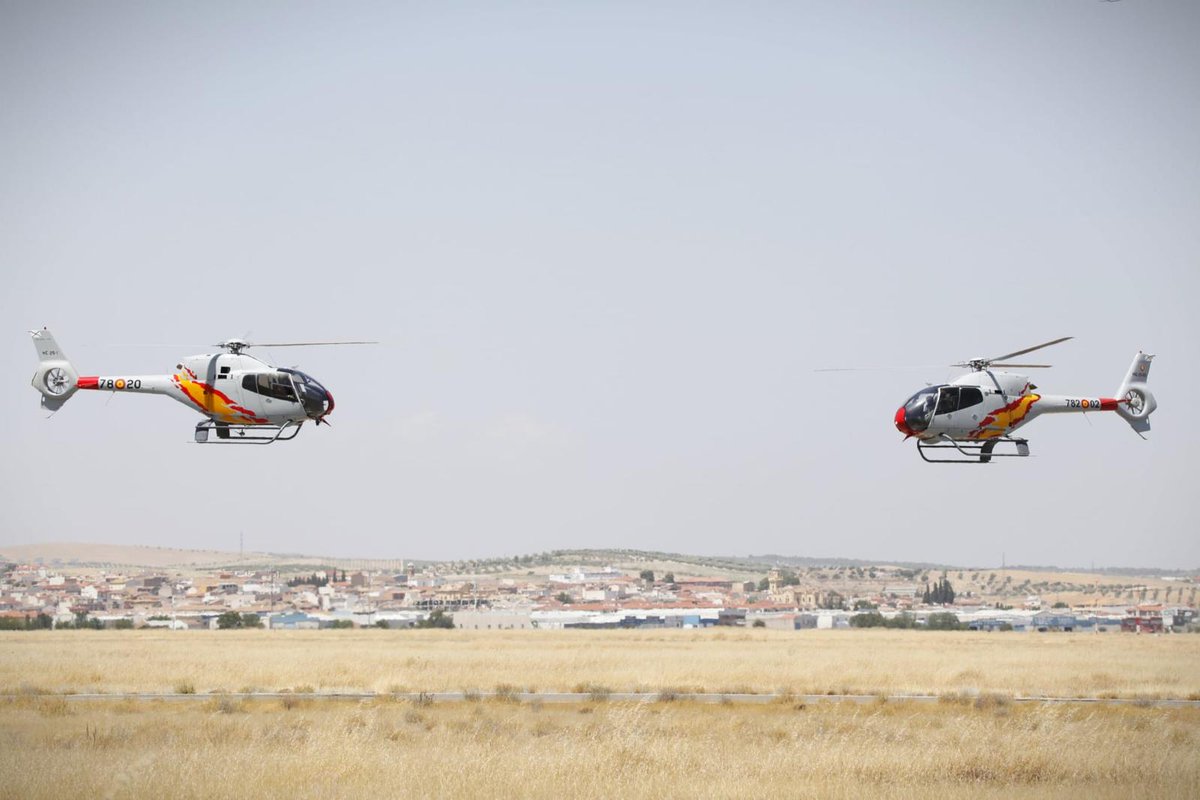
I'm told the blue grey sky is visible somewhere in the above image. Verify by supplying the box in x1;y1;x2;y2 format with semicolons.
1;2;1197;567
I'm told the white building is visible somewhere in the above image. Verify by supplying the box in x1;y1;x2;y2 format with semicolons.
454;610;535;630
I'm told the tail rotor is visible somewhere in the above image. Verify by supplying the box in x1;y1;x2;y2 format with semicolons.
1113;352;1156;437
30;328;80;412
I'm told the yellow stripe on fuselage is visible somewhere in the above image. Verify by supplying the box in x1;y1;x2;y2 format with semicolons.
969;394;1040;440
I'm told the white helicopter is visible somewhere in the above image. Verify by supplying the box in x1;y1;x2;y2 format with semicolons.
888;337;1156;463
30;328;375;444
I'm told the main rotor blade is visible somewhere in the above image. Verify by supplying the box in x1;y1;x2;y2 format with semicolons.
989;336;1072;363
814;365;944;372
101;343;211;348
249;341;379;348
988;363;1052;368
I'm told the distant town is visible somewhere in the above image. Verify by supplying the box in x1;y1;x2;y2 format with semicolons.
2;545;1196;634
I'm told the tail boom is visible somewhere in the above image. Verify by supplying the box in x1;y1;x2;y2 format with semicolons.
74;375;174;394
1023;353;1156;436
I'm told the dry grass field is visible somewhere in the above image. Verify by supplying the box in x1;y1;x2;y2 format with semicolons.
1;696;1196;799
1;630;1197;799
1;629;1197;699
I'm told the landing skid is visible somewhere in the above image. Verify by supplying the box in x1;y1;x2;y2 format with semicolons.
917;435;1029;464
193;420;303;445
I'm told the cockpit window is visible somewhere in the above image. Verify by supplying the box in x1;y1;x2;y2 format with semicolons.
936;387;960;415
902;386;941;433
937;386;983;415
279;369;331;419
241;373;298;402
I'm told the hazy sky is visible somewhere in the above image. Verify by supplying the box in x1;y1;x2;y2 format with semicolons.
2;2;1197;568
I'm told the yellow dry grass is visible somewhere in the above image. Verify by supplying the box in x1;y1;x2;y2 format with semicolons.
1;629;1197;699
0;697;1196;799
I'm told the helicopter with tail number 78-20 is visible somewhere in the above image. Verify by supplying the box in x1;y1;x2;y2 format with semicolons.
29;328;376;444
883;337;1157;463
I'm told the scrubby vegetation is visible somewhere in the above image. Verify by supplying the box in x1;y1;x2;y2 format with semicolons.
0;698;1196;799
1;629;1195;699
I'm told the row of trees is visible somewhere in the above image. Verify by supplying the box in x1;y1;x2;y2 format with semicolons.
850;611;964;630
286;572;330;588
1;610;456;631
416;609;454;628
0;613;53;630
0;612;136;630
922;576;957;605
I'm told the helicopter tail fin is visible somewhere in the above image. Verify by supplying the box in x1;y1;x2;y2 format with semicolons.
30;328;80;412
1113;352;1156;437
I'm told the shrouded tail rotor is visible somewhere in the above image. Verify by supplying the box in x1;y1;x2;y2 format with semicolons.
30;328;79;412
1114;352;1156;437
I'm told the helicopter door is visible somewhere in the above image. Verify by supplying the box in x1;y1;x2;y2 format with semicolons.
931;386;961;432
934;386;984;430
935;387;960;416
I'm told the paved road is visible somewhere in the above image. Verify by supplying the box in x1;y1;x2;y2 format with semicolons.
6;691;1197;708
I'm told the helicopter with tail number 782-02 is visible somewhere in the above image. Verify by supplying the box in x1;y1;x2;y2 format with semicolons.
889;338;1156;463
29;328;376;444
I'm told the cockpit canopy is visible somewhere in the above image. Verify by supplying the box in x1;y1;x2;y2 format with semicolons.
241;369;333;420
900;386;942;434
279;369;333;419
899;384;986;434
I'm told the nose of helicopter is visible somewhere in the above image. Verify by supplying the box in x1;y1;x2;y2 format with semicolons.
280;369;335;422
306;385;334;422
894;405;915;438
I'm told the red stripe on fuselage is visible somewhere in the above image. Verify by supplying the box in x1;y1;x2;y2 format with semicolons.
77;376;99;389
1100;398;1119;411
